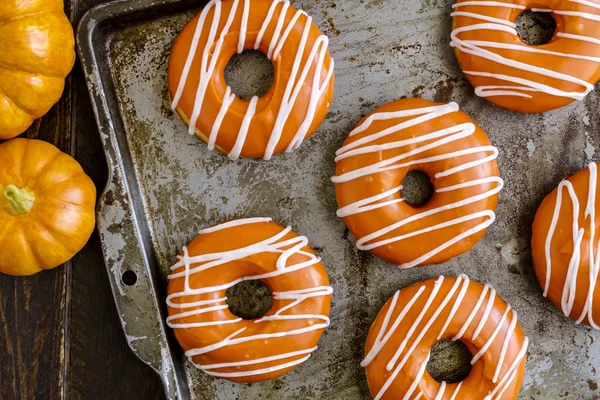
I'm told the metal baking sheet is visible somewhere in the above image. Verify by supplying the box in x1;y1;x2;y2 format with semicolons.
77;0;600;398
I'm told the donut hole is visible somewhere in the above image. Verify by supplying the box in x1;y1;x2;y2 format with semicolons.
401;170;435;207
226;280;273;320
426;339;473;384
516;10;557;46
224;50;275;100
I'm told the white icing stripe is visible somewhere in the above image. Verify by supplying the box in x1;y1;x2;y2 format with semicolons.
264;14;333;160
333;103;502;269
166;218;332;378
451;11;517;27
200;346;317;370
237;0;251;53
198;217;273;234
363;275;528;400
348;103;458;139
578;164;600;326
171;2;217;110
472;286;497;340
471;306;512;364
465;40;600;63
544;163;600;328
569;0;600;9
486;337;529;399
451;1;600;101
173;0;333;160
557;32;600;46
384;277;445;371
337;186;404;218
493;310;518;383
361;286;427;367
286;39;335;153
203;354;312;378
336;122;475;164
452;1;525;8
437;277;470;339
208;86;236;150
401;353;430;400
229;95;259;160
339;103;459;154
449;382;463;400
532;7;600;21
453;284;490;340
186;0;239;136
434;381;447;400
387;277;465;372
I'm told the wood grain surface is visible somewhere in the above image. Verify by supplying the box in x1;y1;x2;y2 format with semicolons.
0;1;165;399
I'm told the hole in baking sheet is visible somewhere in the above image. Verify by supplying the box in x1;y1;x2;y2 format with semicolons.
226;280;273;320
426;339;473;383
225;50;275;100
402;170;434;207
516;10;556;46
122;270;138;286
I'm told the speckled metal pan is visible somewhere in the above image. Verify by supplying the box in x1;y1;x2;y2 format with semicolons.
77;0;600;399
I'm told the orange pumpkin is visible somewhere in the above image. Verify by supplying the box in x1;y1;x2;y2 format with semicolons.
0;0;76;139
0;139;96;276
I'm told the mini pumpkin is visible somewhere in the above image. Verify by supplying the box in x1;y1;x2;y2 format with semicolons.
0;0;76;139
0;139;96;276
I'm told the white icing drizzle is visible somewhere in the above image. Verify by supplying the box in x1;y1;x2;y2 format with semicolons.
570;0;600;9
434;381;447;400
543;162;600;329
166;218;333;378
171;0;334;160
450;0;600;101
362;275;529;400
332;102;503;269
449;382;463;400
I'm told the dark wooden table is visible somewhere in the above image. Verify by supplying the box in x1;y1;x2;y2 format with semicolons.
0;1;166;399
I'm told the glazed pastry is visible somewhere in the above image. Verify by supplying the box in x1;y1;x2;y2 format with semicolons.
451;0;600;113
333;99;502;269
532;162;600;328
166;218;333;382
363;275;529;400
168;0;335;160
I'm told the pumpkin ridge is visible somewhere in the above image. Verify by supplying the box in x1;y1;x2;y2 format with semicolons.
49;172;96;196
0;60;66;79
23;147;65;185
0;81;33;118
0;11;54;27
36;211;86;254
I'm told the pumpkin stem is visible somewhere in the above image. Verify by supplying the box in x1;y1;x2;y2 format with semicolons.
4;185;35;215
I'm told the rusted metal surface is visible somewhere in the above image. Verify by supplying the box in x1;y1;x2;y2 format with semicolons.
78;0;600;398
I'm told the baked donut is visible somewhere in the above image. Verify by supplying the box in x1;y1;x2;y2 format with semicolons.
362;275;529;400
532;162;600;328
451;0;600;113
333;99;503;269
168;0;335;160
166;218;333;382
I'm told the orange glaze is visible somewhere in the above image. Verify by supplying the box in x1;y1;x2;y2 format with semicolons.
363;275;528;400
333;99;502;269
531;162;600;328
168;0;335;160
452;0;600;113
166;218;332;382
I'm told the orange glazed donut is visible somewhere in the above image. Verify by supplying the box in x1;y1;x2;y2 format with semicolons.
362;275;529;400
531;162;600;328
333;99;502;269
166;218;332;382
168;0;335;160
451;0;600;113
